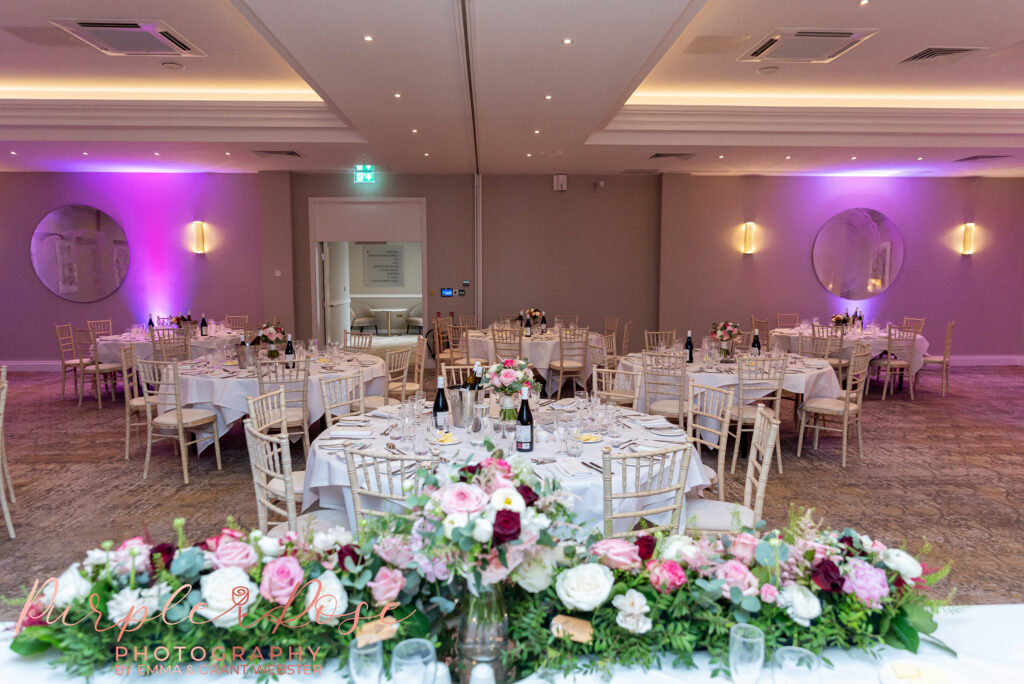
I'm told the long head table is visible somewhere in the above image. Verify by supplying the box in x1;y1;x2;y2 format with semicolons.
769;327;930;374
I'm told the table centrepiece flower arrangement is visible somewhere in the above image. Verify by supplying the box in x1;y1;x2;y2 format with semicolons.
254;322;287;358
170;312;192;328
486;358;535;421
516;308;543;326
831;313;851;328
710;320;742;358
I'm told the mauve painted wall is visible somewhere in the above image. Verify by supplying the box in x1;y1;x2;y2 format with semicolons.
0;172;265;361
660;174;1024;356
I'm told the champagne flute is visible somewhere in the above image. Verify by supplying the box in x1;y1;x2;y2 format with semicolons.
553;414;567;454
348;640;383;684
390;638;436;684
729;624;764;684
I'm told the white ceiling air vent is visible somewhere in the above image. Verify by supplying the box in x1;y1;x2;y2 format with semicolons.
649;153;695;160
900;47;983;64
49;19;204;56
739;28;877;63
252;150;303;158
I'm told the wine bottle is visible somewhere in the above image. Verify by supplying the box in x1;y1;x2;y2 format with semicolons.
515;386;534;452
200;313;208;337
432;376;449;430
284;334;295;369
524;316;532;338
187;310;193;321
147;313;154;329
684;330;694;364
469;361;483;390
752;329;761;356
540;312;548;334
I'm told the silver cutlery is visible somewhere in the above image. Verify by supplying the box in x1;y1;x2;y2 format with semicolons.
386;442;406;455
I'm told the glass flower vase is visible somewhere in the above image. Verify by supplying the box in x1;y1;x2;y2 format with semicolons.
458;583;509;684
720;341;730;360
498;394;517;422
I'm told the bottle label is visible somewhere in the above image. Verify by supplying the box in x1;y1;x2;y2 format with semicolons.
434;411;449;429
515;425;533;450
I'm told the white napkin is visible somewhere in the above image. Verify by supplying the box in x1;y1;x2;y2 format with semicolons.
631;440;685;452
536;428;552;444
370;407;400;417
549;399;577;411
329;428;374;438
554;459;592;477
634;416;672;428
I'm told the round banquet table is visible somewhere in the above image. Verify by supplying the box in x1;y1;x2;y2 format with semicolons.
303;401;712;535
96;332;239;364
769;326;930;374
169;354;386;453
465;328;604;391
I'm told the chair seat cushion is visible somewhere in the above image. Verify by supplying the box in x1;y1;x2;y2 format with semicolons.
922;355;944;363
387;380;407;391
129;396;150;410
365;395;401;409
283;407;306;426
684;498;754;533
352;317;377;326
549;360;583;371
268;508;349;539
85;363;121;373
869;358;909;368
802;397;859;415
468;357;489;365
406;317;424;326
152;408;217;428
267;471;305;500
737;403;775;422
649;399;686;417
403;382;422;393
64;358;92;366
827;358;850;367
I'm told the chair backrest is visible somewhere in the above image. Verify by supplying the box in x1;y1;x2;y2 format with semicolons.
941;321;955;361
621;320;632;355
736;356;787;415
459;314;481;329
87;319;113;337
137;359;184;422
554;314;578;329
180;320;199;338
55;323;76;362
733;331;754;353
246;387;288;434
256;358;311;420
902;316;926;335
842;344;873;414
153;329;190;362
408;302;423;318
592;368;640;410
156;316;175;327
557;327;589;367
441;364;474;388
776;313;799;328
741;405;780;522
644;330;676;351
601;443;692;538
320;372;366;426
451;324;468;349
119;345;138;404
384;348;412;398
225;315;249;329
604;316;619;337
411;336;427;388
498;313;519;324
810;324;844;358
433;323;453;357
886;325;917;359
492;326;523;362
71;328;95;364
243;417;298;534
589;333;616;369
641;350;686;416
796;334;815;357
686;380;735;462
344;444;440;523
344;330;374;352
243;324;261;342
751;316;769;336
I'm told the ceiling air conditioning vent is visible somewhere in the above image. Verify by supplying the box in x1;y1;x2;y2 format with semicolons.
649;153;695;160
900;46;983;63
739;28;877;63
953;154;1010;162
49;19;204;56
252;150;303;158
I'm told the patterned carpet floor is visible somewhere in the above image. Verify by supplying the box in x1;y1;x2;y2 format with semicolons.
1;367;1021;618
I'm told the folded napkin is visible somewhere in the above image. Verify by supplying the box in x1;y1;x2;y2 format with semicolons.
631;440;685;452
633;416;673;428
550;399;577;411
536;428;552;444
370;407;400;417
554;459;592;478
329;428;374;438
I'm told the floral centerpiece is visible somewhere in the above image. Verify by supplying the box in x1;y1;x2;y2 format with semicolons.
255;322;287;358
710;320;742;358
170;312;191;328
831;313;850;328
516;308;543;326
486;358;534;420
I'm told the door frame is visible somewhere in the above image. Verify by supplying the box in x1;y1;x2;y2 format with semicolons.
309;197;428;345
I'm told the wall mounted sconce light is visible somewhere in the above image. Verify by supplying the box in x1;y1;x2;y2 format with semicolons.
192;220;206;254
961;222;975;255
743;221;756;254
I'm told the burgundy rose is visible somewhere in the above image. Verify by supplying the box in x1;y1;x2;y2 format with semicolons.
337;544;361;571
838;535;865;557
812;559;844;593
635;534;656;561
516;485;539;508
150;543;177;570
458;464;482;481
492;510;521;545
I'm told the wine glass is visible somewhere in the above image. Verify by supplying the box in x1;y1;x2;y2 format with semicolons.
553;414;568;454
729;623;764;684
390;638;436;684
348;640;383;684
574;390;588;410
771;646;821;683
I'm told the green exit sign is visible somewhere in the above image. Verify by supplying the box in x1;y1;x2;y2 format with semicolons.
354;164;375;183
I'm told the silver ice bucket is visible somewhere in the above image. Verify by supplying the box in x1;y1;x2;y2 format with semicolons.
447;388;486;428
236;344;257;370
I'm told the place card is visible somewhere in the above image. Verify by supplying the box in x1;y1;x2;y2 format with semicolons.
550;615;593;643
355;619;398;647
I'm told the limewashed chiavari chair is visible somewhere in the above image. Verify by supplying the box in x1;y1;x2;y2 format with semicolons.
733;331;754;354
492;326;523;363
641;350;686;422
869;325;918;400
644;330;676;351
729;356;787;475
343;330;374;353
592;367;640;410
0;378;12;538
247;388;305;507
797;343;872;467
603;316;619;338
225;315;249;329
137;359;222;484
321;372;366;426
686;381;735;502
441;363;474;389
433;324;464;367
156;315;175;327
498;313;519;325
811;324;849;384
404;337;427;395
550;327;589;399
87;319;113;337
79;328;120;408
600;442;692;538
751;317;770;352
459;314;481;329
380;347;413;405
56;323;89;399
686;405;779;535
917;321;955;397
620;321;632;356
554;314;578;329
451;324;486;365
243;324;261;343
256;358;312;454
120;346;149;461
153;329;191;363
344;443;441;524
0;365;12;510
243;410;297;535
776;313;800;328
902;316;926;336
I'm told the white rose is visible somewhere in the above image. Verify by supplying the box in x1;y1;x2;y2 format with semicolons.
776;584;822;627
553;541;583;567
305;571;348;626
196;567;258;628
661;535;703;566
258;536;285;558
107;582;167;627
516;555;555;594
611;588;650;616
521;508;551;533
555;563;614;612
311;527;354;555
472;518;494;543
443;513;469;540
83;549;111;570
615;611;653;635
42;564;93;607
490;487;526;513
881;549;923;582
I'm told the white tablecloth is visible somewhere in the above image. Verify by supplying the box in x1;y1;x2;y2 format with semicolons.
2;604;1018;682
172;355;386;452
96;333;239;364
303;403;710;535
466;329;604;392
769;328;930;374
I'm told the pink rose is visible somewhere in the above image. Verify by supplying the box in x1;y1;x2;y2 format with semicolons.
870;539;888;553
482;458;512;477
373;535;415;568
729;532;758;565
760;583;779;603
503;359;515;368
590;538;642;571
841;558;890;608
647;559;687;594
260;556;304;605
489;373;500;386
499;369;517;386
484;475;516;495
212;541;259;571
437;483;489;515
367;567;406;605
203;527;244;552
715;559;759;597
114;537;153;575
478;548;515;585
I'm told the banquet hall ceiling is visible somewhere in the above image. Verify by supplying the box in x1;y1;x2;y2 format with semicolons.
2;0;1024;176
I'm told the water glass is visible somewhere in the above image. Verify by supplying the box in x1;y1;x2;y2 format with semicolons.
607;405;621;438
468;401;491;446
771;646;821;683
574;390;588;410
553;414;568;454
729;624;764;684
391;638;436;684
501;419;516;452
414;390;426;407
348;640;383;684
413;424;430;458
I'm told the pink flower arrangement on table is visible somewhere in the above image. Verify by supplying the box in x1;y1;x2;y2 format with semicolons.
710;320;742;342
485;358;533;396
255;322;286;345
